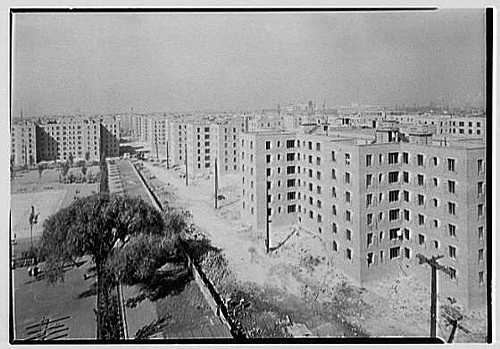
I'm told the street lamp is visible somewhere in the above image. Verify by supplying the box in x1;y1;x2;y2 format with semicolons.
28;205;39;252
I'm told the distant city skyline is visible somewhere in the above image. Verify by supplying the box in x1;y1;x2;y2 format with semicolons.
12;10;486;117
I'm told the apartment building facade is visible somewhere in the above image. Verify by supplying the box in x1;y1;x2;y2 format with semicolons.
240;130;299;231
148;115;170;160
10;116;120;166
10;120;37;167
240;125;487;308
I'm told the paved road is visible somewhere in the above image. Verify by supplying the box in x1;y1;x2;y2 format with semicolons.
116;160;232;339
12;257;97;340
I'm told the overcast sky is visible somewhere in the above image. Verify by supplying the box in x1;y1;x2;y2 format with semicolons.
12;10;485;116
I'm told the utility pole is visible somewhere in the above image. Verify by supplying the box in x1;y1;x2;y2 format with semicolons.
166;142;170;169
154;133;159;160
416;253;453;338
214;157;218;209
184;144;188;186
265;181;270;253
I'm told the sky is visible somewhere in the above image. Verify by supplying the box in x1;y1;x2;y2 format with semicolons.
12;10;486;116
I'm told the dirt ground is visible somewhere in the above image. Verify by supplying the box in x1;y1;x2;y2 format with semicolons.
10;168;100;243
141;160;487;342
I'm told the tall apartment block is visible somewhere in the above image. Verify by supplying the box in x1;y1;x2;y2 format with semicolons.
166;117;245;179
148;115;170;160
10;116;120;166
240;123;487;308
10;120;37;166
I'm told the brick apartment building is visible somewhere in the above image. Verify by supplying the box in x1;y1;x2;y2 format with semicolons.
10;115;120;166
240;123;487;308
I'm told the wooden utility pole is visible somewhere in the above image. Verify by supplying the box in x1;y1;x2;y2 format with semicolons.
184;145;188;186
265;181;270;253
166;142;170;169
214;157;218;209
416;253;453;338
154;134;159;160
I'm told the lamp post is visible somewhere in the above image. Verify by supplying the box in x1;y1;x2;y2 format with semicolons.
28;205;38;252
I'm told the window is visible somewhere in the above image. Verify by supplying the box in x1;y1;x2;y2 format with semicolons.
308;155;313;164
447;158;456;172
418;214;425;226
389;209;399;221
332;187;337;198
478;182;484;196
266;154;271;163
448;202;456;215
265;141;271;150
345;191;351;203
404;229;410;240
389;228;401;240
478;159;484;174
345;210;352;222
389;190;399;202
449;246;457;259
449;224;456;237
367;233;373;246
309;169;313;178
418;234;425;245
346;248;352;260
317;186;322;194
332;223;337;234
316;142;321;151
345;172;351;184
287;179;296;187
478;204;484;218
345;153;350;165
331;169;337;180
366;194;373;207
479;271;484;285
478;249;484;263
286;139;295;148
388;171;399;183
316;157;321;166
390;247;400;259
317;171;321;180
266;168;271;177
448;180;456;194
388;152;399;164
403;209;410;221
308;141;312;150
366;154;372;166
432;178;438;187
478;226;484;240
401;152;409;164
287;166;295;174
367;252;374;267
449;267;457;280
366;174;373;187
417;194;425;206
316;200;322;208
403;172;409;184
432;157;438;166
415;174;425;187
417;154;424;166
317;214;322;223
287;192;296;200
403;190;410;202
332;205;337;216
346;229;352;241
331;151;336;162
332;240;338;251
